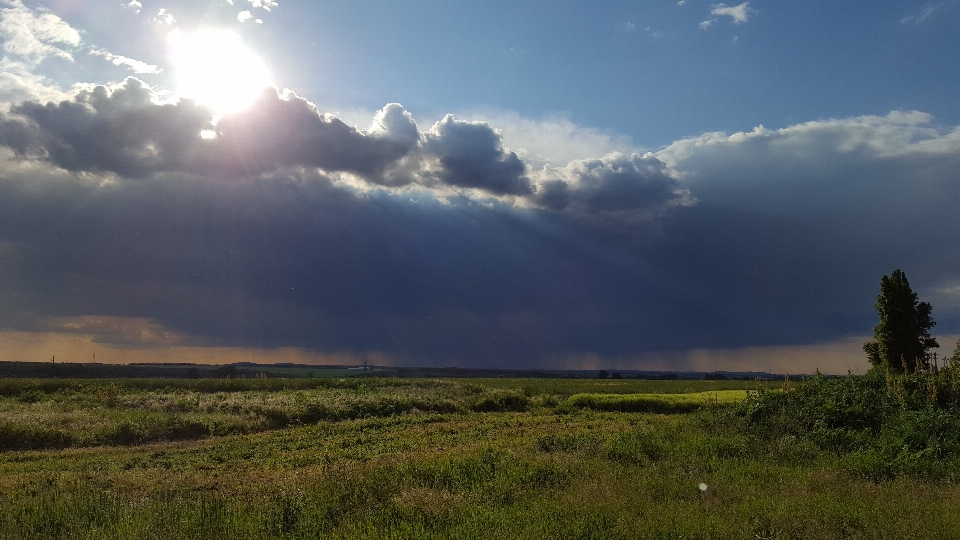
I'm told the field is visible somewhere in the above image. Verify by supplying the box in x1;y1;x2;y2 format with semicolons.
1;376;959;538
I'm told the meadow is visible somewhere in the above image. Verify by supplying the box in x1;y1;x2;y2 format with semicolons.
1;375;959;538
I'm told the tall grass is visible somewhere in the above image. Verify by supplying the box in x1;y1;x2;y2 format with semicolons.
0;380;533;452
3;376;960;538
3;409;960;539
567;390;747;413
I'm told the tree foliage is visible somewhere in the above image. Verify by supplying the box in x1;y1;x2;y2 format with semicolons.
863;269;938;374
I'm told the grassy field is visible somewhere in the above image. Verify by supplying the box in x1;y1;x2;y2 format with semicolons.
1;376;959;538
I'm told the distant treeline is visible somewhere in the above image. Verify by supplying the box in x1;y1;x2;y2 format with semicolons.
0;360;791;381
0;361;262;379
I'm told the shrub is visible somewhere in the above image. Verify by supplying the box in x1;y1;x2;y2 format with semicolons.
469;391;530;412
734;371;960;479
0;423;74;451
568;391;745;414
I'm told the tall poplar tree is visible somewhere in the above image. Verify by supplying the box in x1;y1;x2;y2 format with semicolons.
863;269;939;374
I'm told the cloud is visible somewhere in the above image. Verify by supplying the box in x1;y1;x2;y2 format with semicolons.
710;2;752;24
424;115;531;196
699;19;715;30
0;58;74;110
533;152;691;216
248;0;278;11
154;8;175;26
0;0;81;65
3;73;959;370
52;316;182;347
457;110;640;169
0;78;213;178
125;1;142;14
658;111;960;165
0;79;420;181
89;47;161;74
237;10;261;23
206;90;420;181
901;3;947;25
0;77;679;215
650;110;960;348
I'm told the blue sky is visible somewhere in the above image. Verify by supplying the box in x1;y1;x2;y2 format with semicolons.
0;0;958;373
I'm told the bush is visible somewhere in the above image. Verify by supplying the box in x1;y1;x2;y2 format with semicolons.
568;391;745;414
0;423;74;451
469;391;530;412
734;370;960;479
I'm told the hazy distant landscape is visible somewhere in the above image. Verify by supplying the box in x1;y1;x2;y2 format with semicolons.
0;360;792;381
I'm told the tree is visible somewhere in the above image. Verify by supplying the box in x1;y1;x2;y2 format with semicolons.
863;269;939;374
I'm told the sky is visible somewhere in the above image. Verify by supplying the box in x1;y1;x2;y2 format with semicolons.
0;0;958;373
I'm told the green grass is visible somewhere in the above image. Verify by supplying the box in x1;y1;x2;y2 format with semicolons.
567;390;748;413
478;377;770;397
1;376;959;538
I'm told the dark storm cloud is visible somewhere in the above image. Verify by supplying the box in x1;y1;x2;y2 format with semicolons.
424;115;532;196
1;82;959;368
565;153;685;212
3;78;211;178
0;167;686;362
0;79;685;217
0;78;420;181
531;179;571;210
533;152;691;218
204;91;419;180
651;112;960;345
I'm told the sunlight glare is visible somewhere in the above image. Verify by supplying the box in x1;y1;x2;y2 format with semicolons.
168;29;272;114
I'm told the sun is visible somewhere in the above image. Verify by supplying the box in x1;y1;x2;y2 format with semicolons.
167;29;272;114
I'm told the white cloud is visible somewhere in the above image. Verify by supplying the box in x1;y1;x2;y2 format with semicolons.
237;10;253;22
699;19;715;29
460;110;641;169
126;1;142;14
0;57;72;110
249;0;278;11
154;8;175;26
901;3;946;25
710;2;752;24
0;0;81;65
678;0;686;5
658;111;960;169
89;47;161;74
